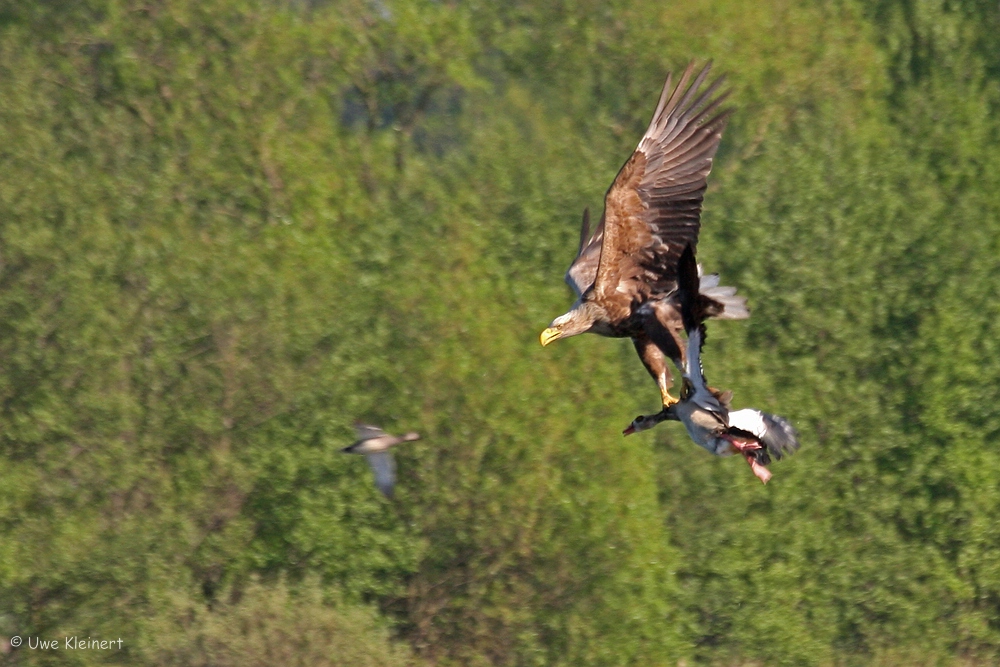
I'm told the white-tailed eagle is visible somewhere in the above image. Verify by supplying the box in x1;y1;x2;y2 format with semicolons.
540;62;747;411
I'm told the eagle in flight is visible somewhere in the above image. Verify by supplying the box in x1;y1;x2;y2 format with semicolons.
540;61;747;412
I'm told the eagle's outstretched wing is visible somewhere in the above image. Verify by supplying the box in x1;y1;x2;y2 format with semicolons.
565;208;605;298
594;62;732;315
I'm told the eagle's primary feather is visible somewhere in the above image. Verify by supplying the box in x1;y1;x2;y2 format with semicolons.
543;61;746;410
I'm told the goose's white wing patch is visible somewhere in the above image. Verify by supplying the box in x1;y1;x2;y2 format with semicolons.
729;409;800;460
727;409;768;439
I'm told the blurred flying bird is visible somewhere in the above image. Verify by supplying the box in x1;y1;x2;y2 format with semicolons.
540;61;747;412
623;245;799;484
342;423;421;497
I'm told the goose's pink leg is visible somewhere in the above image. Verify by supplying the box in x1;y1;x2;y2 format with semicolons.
721;434;772;484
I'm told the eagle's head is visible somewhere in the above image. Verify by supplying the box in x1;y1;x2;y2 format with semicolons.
539;302;603;346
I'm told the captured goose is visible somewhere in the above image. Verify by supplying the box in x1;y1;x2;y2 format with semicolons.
540;61;747;415
623;245;799;484
342;423;420;497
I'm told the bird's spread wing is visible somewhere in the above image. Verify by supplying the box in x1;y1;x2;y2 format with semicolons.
353;422;387;441
594;62;731;306
726;409;767;440
365;451;397;497
565;208;605;298
677;243;705;334
684;327;714;409
678;298;726;420
677;245;727;417
728;409;801;460
643;242;704;369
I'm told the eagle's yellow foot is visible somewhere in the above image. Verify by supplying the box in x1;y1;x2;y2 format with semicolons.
660;392;680;409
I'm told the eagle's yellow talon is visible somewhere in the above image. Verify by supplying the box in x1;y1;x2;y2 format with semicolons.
661;392;680;408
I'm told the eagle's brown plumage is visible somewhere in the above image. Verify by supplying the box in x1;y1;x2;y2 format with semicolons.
542;61;747;409
597;62;731;304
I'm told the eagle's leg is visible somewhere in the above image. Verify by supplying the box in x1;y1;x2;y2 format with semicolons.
660;387;680;408
721;433;771;484
632;336;678;408
640;311;688;407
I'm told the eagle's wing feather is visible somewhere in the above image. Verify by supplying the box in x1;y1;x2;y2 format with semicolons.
565;208;605;298
594;62;731;307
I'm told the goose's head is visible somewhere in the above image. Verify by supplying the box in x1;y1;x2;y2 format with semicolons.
622;407;678;436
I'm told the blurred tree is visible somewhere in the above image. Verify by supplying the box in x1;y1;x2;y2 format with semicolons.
142;577;417;667
1;0;1000;666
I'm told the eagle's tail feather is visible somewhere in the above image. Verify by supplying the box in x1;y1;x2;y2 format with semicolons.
699;280;750;320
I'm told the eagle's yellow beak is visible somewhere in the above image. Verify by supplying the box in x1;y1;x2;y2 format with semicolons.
539;327;562;347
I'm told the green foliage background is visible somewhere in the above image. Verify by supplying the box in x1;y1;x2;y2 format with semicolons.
1;0;999;665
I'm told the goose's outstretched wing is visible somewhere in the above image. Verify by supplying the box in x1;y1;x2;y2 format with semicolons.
364;451;397;497
353;423;387;441
677;243;726;417
728;409;801;460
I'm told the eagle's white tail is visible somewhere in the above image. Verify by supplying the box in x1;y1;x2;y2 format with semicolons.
698;271;750;320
